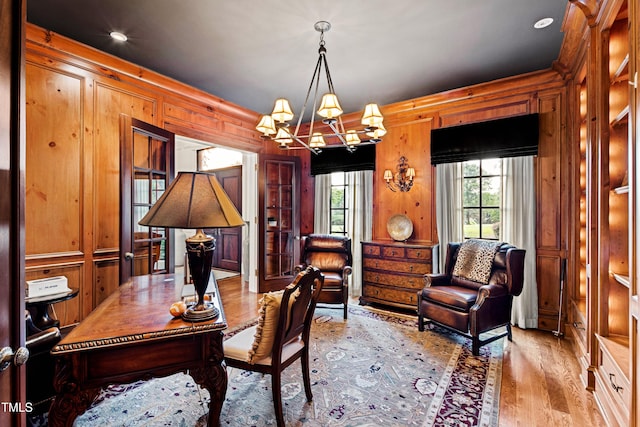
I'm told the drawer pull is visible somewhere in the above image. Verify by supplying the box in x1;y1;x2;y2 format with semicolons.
417;251;421;257
409;265;413;272
573;321;585;331
375;275;379;282
391;250;396;256
609;373;623;394
375;261;379;268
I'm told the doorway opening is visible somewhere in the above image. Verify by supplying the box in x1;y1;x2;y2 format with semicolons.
174;135;259;293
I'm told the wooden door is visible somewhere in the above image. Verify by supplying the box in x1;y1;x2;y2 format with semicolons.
0;1;27;425
201;166;243;272
258;154;301;292
120;116;175;284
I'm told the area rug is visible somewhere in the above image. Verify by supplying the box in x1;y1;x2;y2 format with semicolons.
71;305;502;426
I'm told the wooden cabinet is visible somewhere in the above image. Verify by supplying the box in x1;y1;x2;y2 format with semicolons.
258;154;300;293
360;241;436;310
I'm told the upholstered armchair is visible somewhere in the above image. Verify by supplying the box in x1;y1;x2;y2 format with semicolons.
295;234;352;319
417;240;525;355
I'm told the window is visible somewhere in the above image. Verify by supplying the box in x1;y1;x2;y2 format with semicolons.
330;172;349;235
462;158;502;240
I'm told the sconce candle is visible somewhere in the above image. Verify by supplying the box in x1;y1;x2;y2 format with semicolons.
384;156;415;192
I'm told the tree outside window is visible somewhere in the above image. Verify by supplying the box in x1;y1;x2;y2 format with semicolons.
462;159;502;240
330;172;348;235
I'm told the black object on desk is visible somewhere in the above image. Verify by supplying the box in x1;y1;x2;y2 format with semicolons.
26;288;79;329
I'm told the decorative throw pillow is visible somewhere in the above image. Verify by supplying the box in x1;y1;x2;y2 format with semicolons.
247;288;299;364
452;239;503;284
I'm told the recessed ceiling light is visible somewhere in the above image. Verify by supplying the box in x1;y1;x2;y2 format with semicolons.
534;17;554;29
110;31;128;42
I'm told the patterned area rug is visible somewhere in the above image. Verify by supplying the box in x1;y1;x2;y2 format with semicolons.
71;305;502;426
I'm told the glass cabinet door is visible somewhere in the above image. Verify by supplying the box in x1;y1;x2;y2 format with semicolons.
259;155;300;292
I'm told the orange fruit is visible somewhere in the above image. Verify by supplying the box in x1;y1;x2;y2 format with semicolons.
169;301;187;317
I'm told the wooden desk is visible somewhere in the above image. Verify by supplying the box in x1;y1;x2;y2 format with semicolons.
48;274;227;427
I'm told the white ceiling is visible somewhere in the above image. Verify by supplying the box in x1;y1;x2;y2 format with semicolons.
27;0;569;119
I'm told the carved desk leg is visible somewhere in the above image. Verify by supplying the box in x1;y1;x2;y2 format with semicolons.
48;355;100;427
190;331;227;427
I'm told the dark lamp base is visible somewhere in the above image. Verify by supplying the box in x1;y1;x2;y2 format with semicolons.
182;302;219;322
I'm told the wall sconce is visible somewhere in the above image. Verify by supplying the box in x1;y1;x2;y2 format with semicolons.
384;156;415;192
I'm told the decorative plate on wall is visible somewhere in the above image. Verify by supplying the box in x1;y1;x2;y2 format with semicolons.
387;214;413;241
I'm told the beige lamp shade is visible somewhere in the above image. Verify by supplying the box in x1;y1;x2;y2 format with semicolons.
271;98;294;123
317;93;343;119
407;167;416;179
383;169;393;182
366;122;387;138
361;103;383;128
275;127;293;144
256;115;277;136
138;172;244;229
345;130;361;146
309;132;326;148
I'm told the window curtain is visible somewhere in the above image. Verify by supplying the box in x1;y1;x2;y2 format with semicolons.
435;156;538;328
345;170;373;297
435;162;463;273
313;174;332;234
313;170;373;297
502;156;538;328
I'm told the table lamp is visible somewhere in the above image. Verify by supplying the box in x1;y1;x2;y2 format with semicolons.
138;171;244;322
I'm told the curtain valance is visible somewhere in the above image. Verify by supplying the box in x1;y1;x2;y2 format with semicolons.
430;113;539;165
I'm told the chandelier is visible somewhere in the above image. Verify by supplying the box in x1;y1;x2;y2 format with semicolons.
255;21;386;154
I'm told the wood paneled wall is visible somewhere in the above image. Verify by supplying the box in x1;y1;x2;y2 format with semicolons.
25;23;569;331
299;71;568;330
24;24;276;324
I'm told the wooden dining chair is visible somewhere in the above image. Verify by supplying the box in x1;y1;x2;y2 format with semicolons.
223;266;324;427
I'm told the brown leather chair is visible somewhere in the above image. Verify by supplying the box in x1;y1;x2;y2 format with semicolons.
417;241;525;355
295;234;352;319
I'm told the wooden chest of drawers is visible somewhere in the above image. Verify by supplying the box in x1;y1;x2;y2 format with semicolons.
360;241;437;310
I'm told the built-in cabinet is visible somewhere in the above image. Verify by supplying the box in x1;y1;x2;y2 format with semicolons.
570;61;592;388
568;0;638;424
258;154;301;293
594;5;632;424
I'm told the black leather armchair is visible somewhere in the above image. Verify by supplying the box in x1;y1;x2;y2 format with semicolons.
417;242;525;355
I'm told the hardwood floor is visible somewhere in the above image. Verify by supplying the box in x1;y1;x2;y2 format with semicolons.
217;276;606;426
